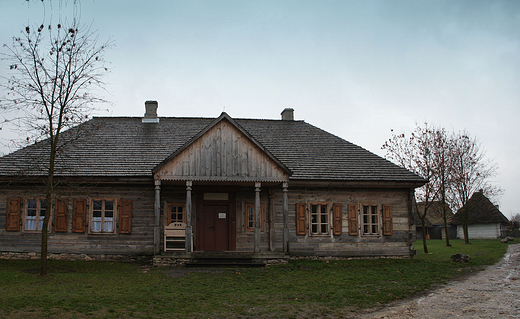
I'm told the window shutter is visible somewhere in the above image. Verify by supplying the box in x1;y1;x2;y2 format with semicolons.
6;198;21;232
54;199;68;232
348;204;358;236
383;204;393;235
295;203;307;235
119;199;132;234
72;199;87;233
332;203;342;235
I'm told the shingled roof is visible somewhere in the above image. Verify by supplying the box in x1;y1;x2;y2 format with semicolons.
452;191;509;225
413;201;453;226
0;113;425;183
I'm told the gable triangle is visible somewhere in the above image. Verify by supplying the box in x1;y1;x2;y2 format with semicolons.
154;113;290;182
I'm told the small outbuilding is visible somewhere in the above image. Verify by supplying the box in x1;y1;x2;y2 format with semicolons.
413;202;455;240
451;190;509;239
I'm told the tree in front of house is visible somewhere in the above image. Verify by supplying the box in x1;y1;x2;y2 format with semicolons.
1;16;112;275
507;213;520;237
382;123;440;254
430;128;455;247
383;123;500;249
448;132;500;244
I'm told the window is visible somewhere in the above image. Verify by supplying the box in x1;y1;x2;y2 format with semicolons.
362;204;379;235
25;198;47;231
90;199;116;233
309;202;329;235
245;204;264;231
167;203;186;225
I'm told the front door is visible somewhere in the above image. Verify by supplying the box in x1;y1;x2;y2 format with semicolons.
199;204;230;251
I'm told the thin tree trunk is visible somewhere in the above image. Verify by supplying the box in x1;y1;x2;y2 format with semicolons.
40;174;54;276
443;218;450;246
441;186;450;247
421;219;428;254
40;189;52;276
462;207;470;244
40;139;57;276
463;223;470;244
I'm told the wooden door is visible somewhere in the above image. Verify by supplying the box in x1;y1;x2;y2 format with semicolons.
199;205;230;251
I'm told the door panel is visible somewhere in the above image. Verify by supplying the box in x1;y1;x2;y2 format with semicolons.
199;205;229;251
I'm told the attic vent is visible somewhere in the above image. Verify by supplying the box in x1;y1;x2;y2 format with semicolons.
281;108;294;121
142;100;159;123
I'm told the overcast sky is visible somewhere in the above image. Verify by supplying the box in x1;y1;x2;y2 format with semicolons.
1;0;519;218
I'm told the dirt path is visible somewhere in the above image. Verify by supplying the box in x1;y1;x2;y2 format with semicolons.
361;243;520;319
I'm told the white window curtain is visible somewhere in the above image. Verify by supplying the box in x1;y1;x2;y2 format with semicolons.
92;217;102;232
26;216;36;230
104;218;113;232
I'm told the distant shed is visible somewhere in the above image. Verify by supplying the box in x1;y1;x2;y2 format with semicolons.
451;190;509;239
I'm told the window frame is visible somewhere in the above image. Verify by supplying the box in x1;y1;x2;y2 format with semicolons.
308;202;330;236
361;203;381;236
166;203;186;225
89;198;118;234
245;204;265;232
23;198;50;233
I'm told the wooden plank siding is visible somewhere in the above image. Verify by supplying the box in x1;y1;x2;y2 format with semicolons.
1;182;414;257
235;190;271;252
274;186;414;257
155;120;288;182
0;184;155;255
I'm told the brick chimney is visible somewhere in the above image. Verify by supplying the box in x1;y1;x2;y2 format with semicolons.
142;101;159;123
281;108;294;121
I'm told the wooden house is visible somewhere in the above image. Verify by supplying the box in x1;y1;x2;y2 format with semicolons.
451;190;508;239
0;102;425;264
413;202;456;240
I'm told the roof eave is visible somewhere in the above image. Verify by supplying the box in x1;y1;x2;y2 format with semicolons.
287;178;426;188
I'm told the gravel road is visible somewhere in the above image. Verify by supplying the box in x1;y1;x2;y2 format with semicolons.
360;243;520;319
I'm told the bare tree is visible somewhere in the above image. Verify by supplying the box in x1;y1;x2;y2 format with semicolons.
508;213;520;236
431;128;453;246
1;19;111;275
382;123;440;254
449;131;499;244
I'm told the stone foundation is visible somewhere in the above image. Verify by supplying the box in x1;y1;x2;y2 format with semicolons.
1;252;406;266
288;255;411;261
0;252;152;263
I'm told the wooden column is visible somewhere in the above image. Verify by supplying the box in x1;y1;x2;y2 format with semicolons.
185;181;193;252
268;188;275;252
283;182;289;253
154;179;161;254
254;182;261;253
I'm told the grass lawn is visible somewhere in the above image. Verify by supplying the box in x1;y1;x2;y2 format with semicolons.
0;239;513;318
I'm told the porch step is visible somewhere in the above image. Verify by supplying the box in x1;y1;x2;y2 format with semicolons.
184;257;266;268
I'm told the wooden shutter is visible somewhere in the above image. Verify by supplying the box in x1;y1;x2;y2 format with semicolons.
54;199;68;232
119;199;132;234
295;203;307;235
72;199;87;233
332;203;343;235
6;198;21;232
348;204;358;236
383;204;393;235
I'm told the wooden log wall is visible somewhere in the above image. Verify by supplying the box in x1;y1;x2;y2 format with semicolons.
270;186;415;257
235;189;271;252
1;182;415;258
0;183;155;255
204;185;414;257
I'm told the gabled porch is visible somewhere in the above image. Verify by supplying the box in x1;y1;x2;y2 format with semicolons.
150;113;292;258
